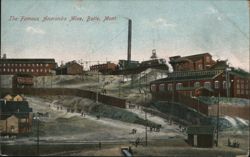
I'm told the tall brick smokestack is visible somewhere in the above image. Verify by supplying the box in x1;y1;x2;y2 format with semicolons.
127;19;132;63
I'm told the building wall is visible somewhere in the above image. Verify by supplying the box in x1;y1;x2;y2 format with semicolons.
90;62;117;72
232;76;250;99
208;104;250;120
67;63;83;75
150;72;250;99
0;120;6;132
0;62;56;76
6;115;19;134
197;134;214;148
170;53;215;72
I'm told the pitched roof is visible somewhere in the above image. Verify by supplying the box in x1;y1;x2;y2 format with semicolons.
185;53;211;62
151;70;223;84
169;53;211;63
0;101;33;114
230;68;250;78
187;125;215;135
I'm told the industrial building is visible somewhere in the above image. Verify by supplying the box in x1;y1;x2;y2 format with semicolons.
150;53;250;99
56;60;83;75
0;95;33;135
0;58;57;76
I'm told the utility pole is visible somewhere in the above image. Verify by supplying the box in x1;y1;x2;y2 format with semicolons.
96;61;99;104
33;113;40;156
216;93;220;147
144;91;148;146
170;73;176;125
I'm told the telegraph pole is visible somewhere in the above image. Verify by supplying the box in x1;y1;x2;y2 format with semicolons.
144;91;148;146
96;61;99;103
216;93;220;147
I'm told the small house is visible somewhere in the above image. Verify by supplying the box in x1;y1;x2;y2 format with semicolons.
187;125;215;148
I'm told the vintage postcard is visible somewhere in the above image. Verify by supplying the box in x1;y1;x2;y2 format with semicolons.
0;0;249;156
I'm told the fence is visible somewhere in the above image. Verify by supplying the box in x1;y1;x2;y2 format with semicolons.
151;91;209;115
208;104;250;120
0;88;126;108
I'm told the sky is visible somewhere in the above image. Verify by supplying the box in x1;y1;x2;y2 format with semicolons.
1;0;249;71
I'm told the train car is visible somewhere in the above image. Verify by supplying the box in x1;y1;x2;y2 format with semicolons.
12;74;34;88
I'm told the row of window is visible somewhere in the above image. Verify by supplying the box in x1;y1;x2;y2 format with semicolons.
151;80;229;92
0;63;50;67
236;89;249;95
0;68;50;73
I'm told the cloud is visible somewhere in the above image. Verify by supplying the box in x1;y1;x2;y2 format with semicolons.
26;26;45;35
148;18;176;29
206;7;223;21
207;7;218;14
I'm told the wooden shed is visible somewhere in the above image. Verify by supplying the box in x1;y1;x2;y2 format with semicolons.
187;125;215;148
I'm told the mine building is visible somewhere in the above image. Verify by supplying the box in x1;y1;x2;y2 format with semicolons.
56;60;83;75
90;61;117;74
0;58;57;76
150;53;250;115
0;95;33;135
151;53;250;99
169;53;216;71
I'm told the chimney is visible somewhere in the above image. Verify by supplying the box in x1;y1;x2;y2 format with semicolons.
127;19;132;63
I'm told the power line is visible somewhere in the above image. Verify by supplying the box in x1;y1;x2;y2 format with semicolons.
210;1;249;41
91;27;127;54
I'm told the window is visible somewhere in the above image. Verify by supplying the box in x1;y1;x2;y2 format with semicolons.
37;64;39;67
40;69;43;72
241;90;244;95
31;69;34;72
241;81;245;89
236;89;240;94
168;84;173;91
204;81;211;89
176;83;183;90
3;68;5;72
36;69;39;72
46;64;49;67
27;69;29;72
151;84;156;92
245;89;248;95
223;81;227;89
159;84;165;92
198;64;202;70
7;68;9;72
214;81;219;89
194;82;200;88
15;69;17;72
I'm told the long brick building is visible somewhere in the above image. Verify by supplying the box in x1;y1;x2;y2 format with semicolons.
0;58;57;76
